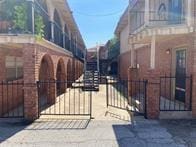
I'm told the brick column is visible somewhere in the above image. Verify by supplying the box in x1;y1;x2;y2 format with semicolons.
145;69;160;119
128;67;138;97
0;49;6;81
23;44;38;121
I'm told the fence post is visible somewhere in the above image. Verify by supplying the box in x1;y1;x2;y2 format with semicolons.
145;70;160;119
90;89;93;119
144;80;148;119
190;75;193;111
106;78;109;108
37;81;40;118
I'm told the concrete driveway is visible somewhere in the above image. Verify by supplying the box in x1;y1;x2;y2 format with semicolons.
0;117;196;147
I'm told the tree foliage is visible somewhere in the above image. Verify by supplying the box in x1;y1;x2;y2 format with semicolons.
108;36;120;59
0;0;45;37
35;14;45;38
13;3;28;32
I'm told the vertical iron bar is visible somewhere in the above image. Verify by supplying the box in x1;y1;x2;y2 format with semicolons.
37;81;40;117
7;81;9;117
144;80;148;119
1;82;3;117
22;82;24;118
190;75;193;111
12;81;14;117
64;80;66;114
78;81;80;115
59;81;61;115
106;78;109;108
90;87;92;118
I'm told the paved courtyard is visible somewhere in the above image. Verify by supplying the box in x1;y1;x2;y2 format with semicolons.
0;84;196;147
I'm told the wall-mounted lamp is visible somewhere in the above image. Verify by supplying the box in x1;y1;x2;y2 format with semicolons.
166;48;171;55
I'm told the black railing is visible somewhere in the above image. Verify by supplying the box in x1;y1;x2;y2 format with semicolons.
160;75;192;111
130;0;186;34
0;81;24;118
37;80;92;117
0;0;85;58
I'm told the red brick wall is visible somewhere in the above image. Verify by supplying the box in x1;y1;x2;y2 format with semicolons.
126;34;195;118
0;43;84;121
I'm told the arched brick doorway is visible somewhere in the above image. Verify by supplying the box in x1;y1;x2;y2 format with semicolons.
56;58;66;95
67;59;72;87
39;54;55;108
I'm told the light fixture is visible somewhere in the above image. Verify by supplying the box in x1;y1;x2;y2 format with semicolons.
166;48;171;55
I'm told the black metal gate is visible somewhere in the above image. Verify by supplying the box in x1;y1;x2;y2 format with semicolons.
0;81;24;118
37;80;92;118
160;75;192;111
106;78;147;117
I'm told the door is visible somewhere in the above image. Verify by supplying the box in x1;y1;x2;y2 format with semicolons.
168;0;183;24
175;49;186;102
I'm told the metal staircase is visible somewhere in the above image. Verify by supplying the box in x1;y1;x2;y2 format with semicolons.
83;61;100;91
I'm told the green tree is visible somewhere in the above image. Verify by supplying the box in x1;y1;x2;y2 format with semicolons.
35;14;45;38
108;36;120;59
13;3;28;32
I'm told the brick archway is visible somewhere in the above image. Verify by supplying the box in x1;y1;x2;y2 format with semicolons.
67;59;72;87
39;54;55;107
56;58;66;95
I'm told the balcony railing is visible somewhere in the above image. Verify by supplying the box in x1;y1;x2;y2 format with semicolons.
0;0;85;59
74;48;84;61
130;0;187;34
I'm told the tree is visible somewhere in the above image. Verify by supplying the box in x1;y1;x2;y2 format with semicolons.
108;36;120;59
35;14;45;38
13;3;28;32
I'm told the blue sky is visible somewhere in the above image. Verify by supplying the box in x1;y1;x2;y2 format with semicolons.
67;0;128;48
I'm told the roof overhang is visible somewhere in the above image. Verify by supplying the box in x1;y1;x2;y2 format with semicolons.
53;0;86;48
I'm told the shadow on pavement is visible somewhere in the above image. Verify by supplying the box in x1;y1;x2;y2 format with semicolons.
0;119;29;143
0;118;91;143
25;118;91;130
105;111;130;122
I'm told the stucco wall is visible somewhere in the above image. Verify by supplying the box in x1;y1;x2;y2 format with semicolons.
120;24;129;54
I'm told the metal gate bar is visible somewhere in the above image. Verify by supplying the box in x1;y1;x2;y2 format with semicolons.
0;81;24;118
37;80;92;118
106;77;147;117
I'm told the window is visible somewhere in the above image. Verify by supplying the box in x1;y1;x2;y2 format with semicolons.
6;56;23;81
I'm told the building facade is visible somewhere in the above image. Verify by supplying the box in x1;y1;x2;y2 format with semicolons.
115;0;196;119
0;0;85;120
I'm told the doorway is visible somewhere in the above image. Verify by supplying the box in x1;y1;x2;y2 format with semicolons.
175;49;186;102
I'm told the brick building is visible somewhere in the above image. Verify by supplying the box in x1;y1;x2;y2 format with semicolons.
0;0;85;121
115;0;196;119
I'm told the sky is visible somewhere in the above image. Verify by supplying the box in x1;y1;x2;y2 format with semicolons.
67;0;128;48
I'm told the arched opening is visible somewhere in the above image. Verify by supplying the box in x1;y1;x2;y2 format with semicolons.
67;60;72;87
39;54;55;108
56;58;66;95
35;0;50;40
54;9;63;47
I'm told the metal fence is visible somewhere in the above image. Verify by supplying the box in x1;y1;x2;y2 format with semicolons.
37;80;92;118
160;76;192;111
0;81;24;118
106;77;147;117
